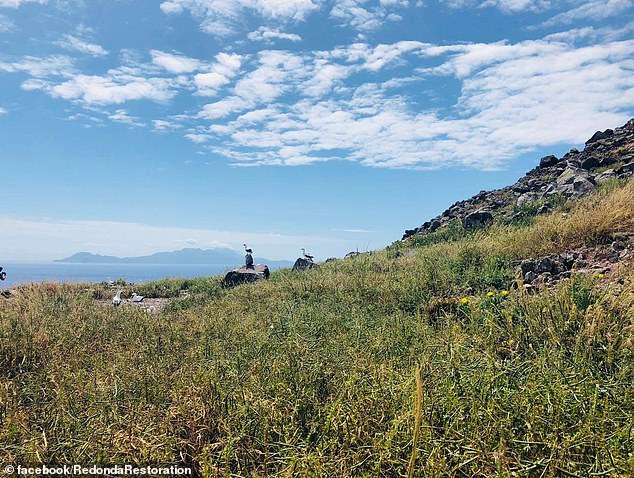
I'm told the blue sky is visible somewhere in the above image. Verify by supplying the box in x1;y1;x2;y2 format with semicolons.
1;0;633;261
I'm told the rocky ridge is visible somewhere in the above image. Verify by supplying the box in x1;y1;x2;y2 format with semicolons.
403;118;634;239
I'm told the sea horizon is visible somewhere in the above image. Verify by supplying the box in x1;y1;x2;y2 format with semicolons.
0;261;279;288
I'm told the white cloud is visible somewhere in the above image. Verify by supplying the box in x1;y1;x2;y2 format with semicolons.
153;119;181;131
330;0;407;31
247;26;302;42
185;133;211;143
185;37;634;169
108;109;144;126
159;0;318;36
56;34;108;57
478;0;550;13
0;55;74;77
0;0;46;7
198;96;250;119
541;0;633;27
50;72;176;105
193;52;242;96
151;49;201;73
543;22;634;43
0;106;6;115
0;216;351;261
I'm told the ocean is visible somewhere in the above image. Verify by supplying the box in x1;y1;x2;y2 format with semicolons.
0;262;241;288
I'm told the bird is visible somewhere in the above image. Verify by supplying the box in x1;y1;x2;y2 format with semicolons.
301;248;315;262
131;292;144;303
0;266;5;281
112;290;123;307
243;243;255;269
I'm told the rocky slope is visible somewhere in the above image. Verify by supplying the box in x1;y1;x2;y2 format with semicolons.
403;118;634;239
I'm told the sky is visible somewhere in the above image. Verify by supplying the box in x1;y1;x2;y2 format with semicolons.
0;0;633;261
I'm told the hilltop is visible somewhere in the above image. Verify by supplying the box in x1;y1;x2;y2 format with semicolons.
1;120;633;477
404;119;634;239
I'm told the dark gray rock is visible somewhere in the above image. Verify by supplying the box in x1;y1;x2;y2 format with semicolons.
571;177;596;195
586;129;614;145
222;264;270;288
557;167;589;185
580;155;600;170
293;257;317;271
517;192;540;207
462;210;493;229
539;155;559;168
520;259;535;274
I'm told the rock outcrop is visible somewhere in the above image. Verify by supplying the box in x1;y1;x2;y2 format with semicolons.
222;264;270;288
403;119;634;240
293;258;317;271
516;236;632;292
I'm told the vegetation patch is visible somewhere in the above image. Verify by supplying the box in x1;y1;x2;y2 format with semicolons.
1;180;633;477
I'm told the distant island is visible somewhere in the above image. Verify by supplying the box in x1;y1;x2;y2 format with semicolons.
56;248;292;268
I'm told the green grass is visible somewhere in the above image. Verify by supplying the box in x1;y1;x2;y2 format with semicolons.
1;181;633;477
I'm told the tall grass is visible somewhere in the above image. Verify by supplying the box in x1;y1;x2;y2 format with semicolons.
1;180;633;477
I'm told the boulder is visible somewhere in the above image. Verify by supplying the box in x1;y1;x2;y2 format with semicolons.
571;177;596;195
222;264;270;288
293;257;317;271
539;155;559;168
579;155;600;170
517;192;539;207
595;169;616;183
557;167;589;185
462;210;493;229
585;129;614;145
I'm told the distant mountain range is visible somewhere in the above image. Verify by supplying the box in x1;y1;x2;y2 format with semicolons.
56;248;292;268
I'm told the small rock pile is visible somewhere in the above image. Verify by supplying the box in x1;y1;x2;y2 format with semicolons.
517;237;631;291
403;118;634;239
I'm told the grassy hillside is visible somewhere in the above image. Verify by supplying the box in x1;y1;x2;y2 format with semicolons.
1;180;633;477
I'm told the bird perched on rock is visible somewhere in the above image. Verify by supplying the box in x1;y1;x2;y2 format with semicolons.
112;290;123;307
243;243;254;269
131;293;144;303
301;248;315;262
0;266;6;281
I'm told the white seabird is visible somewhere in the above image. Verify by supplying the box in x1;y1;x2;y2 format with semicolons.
112;290;123;307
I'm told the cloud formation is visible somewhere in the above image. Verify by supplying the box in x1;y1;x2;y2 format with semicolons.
247;26;302;42
56;34;108;57
184;37;634;168
4;20;634;170
0;0;46;8
541;0;633;27
160;0;318;36
151;50;201;73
